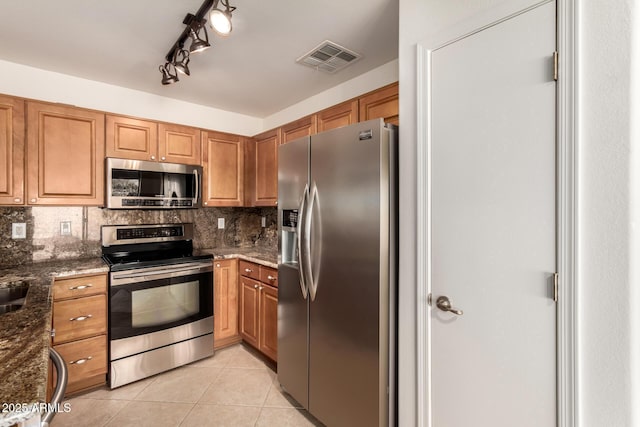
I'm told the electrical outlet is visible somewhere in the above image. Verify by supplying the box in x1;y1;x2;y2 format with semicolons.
261;216;266;227
217;218;225;229
60;221;72;236
11;223;26;239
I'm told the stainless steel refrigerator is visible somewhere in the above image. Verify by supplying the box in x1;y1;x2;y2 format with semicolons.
277;119;397;427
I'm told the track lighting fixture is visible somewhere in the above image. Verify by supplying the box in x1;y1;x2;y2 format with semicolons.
209;0;236;36
173;49;191;76
159;0;236;85
159;62;179;85
188;20;210;54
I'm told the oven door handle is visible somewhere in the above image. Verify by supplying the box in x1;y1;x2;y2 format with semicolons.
111;263;213;286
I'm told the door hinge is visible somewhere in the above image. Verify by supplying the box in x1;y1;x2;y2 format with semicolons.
553;51;559;81
553;273;559;302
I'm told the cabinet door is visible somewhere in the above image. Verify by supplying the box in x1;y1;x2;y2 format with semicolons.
158;123;201;165
52;294;107;344
281;115;317;145
214;259;240;347
202;131;245;207
26;102;104;205
252;129;279;206
105;115;158;161
317;99;358;133
358;82;399;125
0;95;24;205
239;276;260;348
259;284;278;361
53;335;107;394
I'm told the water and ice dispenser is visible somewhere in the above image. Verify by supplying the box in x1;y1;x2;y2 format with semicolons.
281;209;299;264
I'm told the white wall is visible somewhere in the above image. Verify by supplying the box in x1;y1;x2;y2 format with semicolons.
0;59;263;136
399;0;639;426
0;58;399;137
262;59;398;130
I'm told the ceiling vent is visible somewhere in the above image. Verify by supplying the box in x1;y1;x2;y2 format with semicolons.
296;40;362;74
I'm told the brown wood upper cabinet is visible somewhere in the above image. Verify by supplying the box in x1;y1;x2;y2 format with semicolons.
358;82;399;125
158;123;201;165
251;129;279;206
317;99;358;133
106;115;201;165
27;102;105;206
0;95;25;205
105;115;158;161
202;130;245;207
281;115;317;144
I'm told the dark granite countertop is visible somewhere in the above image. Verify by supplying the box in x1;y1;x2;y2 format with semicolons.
0;258;107;426
197;246;278;268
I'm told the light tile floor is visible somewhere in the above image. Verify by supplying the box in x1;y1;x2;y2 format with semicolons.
51;344;323;427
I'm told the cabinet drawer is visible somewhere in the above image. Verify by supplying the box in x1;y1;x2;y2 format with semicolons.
53;294;107;344
259;266;278;288
53;274;107;300
54;335;107;388
239;260;260;280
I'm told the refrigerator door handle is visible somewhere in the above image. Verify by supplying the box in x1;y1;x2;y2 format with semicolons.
297;184;309;299
306;182;319;301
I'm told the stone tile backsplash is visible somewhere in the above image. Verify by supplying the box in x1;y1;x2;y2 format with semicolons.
0;206;277;269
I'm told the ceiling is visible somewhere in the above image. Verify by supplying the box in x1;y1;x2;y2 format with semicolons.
0;0;398;118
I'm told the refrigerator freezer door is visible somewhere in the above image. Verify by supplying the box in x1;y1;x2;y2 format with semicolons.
277;137;310;409
308;120;391;427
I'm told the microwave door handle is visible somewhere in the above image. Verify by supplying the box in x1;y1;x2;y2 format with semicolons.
193;169;200;203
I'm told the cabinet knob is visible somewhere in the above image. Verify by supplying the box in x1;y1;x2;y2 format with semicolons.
216;263;221;268
274;201;278;205
30;198;37;203
151;155;156;160
161;156;166;161
204;202;208;206
259;286;264;291
267;275;276;281
254;284;259;289
13;198;21;203
245;268;252;273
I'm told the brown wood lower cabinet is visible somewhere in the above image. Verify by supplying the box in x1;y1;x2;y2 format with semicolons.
239;261;278;361
51;273;108;395
214;259;241;349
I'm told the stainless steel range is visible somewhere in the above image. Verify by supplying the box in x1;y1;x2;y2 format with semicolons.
101;223;214;388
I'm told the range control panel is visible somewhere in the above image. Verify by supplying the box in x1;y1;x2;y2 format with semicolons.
116;226;184;240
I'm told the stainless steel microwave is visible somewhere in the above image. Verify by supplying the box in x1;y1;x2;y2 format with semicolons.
106;158;201;209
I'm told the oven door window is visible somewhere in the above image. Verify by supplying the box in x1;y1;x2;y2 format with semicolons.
110;272;213;340
132;280;199;327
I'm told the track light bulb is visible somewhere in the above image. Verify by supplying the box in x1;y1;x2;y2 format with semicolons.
209;9;232;35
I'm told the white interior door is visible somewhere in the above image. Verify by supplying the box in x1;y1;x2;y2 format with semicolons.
428;2;556;426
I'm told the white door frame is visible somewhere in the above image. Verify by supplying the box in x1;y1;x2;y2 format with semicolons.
415;0;578;426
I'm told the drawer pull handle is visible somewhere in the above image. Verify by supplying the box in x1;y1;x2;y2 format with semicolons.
70;356;93;365
245;268;253;273
69;284;93;290
267;275;276;281
69;314;92;322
